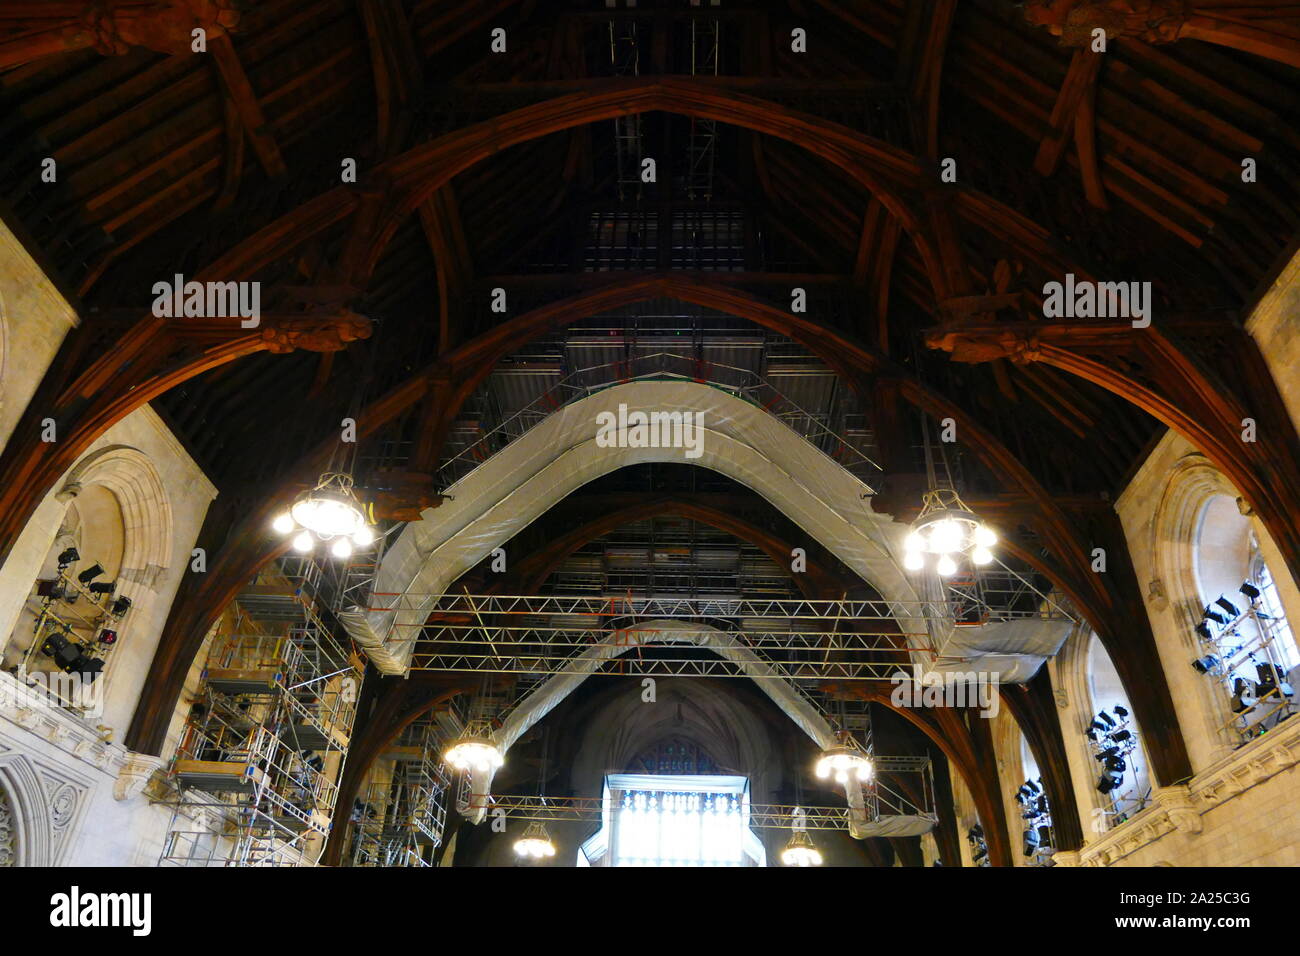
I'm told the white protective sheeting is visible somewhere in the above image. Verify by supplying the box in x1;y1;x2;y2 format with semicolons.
929;618;1074;683
348;379;1065;681
856;815;936;838
352;381;927;671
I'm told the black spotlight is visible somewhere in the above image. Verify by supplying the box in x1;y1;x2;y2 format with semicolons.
76;563;105;585
110;596;132;616
1103;755;1127;773
1109;729;1132;743
1096;711;1116;729
52;642;82;671
1192;655;1220;674
1204;608;1228;626
1256;664;1294;697
69;656;104;682
1215;596;1242;618
1195;621;1215;640
1097;772;1122;794
1240;581;1262;601
40;632;70;659
1113;705;1129;718
97;629;118;646
57;547;80;568
88;581;115;596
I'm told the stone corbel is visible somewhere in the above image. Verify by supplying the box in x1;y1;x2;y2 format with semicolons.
1153;784;1202;835
113;752;166;802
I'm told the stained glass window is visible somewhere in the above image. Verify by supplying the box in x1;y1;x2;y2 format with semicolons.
614;785;745;866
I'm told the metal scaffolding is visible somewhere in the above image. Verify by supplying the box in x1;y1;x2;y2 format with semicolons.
465;756;937;832
348;717;453;867
158;563;361;867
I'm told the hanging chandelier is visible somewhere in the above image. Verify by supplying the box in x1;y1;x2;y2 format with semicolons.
513;821;557;861
780;827;824;867
271;472;376;559
815;731;874;786
902;487;996;577
444;719;504;774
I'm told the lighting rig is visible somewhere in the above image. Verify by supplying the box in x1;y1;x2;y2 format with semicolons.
1014;777;1054;864
1086;705;1146;824
21;547;132;691
1190;581;1297;742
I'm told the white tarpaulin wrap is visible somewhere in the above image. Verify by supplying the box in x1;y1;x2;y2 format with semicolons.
929;618;1075;683
350;381;927;671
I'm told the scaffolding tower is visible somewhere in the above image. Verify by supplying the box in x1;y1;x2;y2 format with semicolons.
348;717;453;867
158;561;361;867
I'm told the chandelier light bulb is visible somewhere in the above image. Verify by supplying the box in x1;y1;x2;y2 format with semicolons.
513;823;556;860
815;744;873;787
271;512;295;535
445;728;504;774
331;537;354;559
904;489;996;574
291;531;314;553
782;829;824;867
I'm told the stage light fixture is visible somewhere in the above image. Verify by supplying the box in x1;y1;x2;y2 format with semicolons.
77;563;105;584
88;581;115;596
1240;581;1261;601
1215;596;1241;618
97;629;118;646
57;547;80;567
1192;655;1220;674
110;596;132;616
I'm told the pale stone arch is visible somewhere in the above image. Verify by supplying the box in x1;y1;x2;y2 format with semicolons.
60;444;173;589
0;753;53;867
1148;452;1297;762
18;444;177;717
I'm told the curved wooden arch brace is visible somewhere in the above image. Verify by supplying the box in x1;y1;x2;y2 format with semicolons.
199;78;1085;295
0;309;370;571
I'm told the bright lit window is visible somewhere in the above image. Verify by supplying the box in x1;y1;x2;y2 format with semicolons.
615;788;744;866
581;774;765;867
